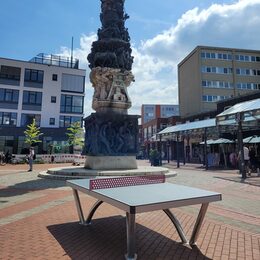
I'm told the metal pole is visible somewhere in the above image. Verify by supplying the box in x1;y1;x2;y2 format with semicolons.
177;133;180;168
204;128;208;170
159;134;162;166
237;114;246;179
167;141;170;163
183;136;186;166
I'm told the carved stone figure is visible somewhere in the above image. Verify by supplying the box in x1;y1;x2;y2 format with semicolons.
88;0;133;71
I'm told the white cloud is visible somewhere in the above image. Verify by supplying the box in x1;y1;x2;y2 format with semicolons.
59;0;260;116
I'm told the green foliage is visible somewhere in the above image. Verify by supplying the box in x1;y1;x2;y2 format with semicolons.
66;121;84;148
149;149;159;159
24;119;43;146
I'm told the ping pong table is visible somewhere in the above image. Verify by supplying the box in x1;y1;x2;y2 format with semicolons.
67;175;221;260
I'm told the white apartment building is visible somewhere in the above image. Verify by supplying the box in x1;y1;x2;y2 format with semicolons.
0;53;86;154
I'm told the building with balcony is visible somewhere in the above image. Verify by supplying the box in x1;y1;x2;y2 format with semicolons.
0;53;86;154
178;46;260;117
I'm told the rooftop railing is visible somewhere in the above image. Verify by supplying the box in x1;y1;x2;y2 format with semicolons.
29;53;79;69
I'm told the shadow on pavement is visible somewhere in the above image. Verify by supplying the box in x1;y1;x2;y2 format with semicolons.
48;216;211;260
0;178;66;197
214;176;260;187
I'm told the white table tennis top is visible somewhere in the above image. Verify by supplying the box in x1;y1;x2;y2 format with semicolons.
68;179;221;214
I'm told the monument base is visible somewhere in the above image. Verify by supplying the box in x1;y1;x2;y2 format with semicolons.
85;155;137;170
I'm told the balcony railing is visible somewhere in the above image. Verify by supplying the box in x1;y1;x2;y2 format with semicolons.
29;53;79;69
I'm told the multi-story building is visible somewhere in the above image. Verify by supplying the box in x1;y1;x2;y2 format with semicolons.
178;46;260;117
0;53;86;154
141;104;179;125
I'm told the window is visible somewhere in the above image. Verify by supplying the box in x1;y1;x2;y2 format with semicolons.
51;96;56;103
60;94;84;113
201;52;232;60
202;66;232;74
52;74;58;81
61;74;85;93
24;69;44;83
0;88;19;103
21;114;41;127
23;91;42;105
237;82;258;90
0;66;21;81
49;118;55;125
59;116;82;127
0;112;17;125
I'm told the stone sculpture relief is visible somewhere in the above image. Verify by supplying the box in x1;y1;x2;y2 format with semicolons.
85;116;137;156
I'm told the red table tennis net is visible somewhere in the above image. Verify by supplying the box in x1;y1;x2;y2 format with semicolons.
89;175;165;190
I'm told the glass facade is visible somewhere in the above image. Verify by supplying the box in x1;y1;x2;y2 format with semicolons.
60;94;84;113
21;114;41;127
0;136;14;154
23;91;42;105
0;112;17;125
59;116;82;127
0;88;19;103
24;69;44;83
0;65;21;81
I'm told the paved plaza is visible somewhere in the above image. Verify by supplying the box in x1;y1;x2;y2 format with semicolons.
0;161;260;259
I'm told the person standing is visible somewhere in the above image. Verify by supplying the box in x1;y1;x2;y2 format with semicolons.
28;147;35;172
239;145;250;176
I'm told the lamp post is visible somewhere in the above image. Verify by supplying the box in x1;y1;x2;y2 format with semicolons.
167;140;170;163
236;113;246;179
176;133;180;168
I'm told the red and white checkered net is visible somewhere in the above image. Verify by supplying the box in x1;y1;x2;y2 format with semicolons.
89;175;165;190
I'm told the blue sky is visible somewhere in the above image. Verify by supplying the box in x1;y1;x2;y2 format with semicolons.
1;0;260;115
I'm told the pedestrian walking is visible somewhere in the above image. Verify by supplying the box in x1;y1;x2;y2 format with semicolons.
28;147;35;171
238;145;250;176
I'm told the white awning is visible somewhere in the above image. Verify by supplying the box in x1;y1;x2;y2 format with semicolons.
216;98;260;126
200;138;234;145
158;118;216;135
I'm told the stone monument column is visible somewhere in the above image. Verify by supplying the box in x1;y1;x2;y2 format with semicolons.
84;0;139;170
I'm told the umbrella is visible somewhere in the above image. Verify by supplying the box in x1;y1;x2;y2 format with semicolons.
243;135;260;143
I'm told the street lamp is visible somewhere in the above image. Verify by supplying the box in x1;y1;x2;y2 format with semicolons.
167;140;170;163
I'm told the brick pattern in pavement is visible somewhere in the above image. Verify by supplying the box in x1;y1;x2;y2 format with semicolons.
0;162;259;259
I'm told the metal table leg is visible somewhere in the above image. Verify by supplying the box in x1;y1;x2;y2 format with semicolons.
189;203;209;246
125;212;137;260
86;200;103;224
72;189;86;225
163;209;188;244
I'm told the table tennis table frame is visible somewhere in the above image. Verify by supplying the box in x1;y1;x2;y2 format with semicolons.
68;181;221;260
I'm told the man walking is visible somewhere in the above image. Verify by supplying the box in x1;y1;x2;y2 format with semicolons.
28;147;35;172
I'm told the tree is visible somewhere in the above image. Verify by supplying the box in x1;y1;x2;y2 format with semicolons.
66;121;84;154
24;119;43;147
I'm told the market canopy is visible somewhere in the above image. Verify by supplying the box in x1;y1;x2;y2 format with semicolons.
243;135;260;143
200;138;234;145
158;118;216;136
216;98;260;126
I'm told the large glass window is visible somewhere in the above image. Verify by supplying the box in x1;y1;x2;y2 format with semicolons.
60;94;84;113
23;91;42;105
0;88;19;103
59;116;82;127
24;69;44;83
21;114;41;127
0;65;21;80
0;112;17;125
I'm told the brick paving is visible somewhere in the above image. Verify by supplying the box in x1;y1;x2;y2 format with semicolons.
0;161;260;259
